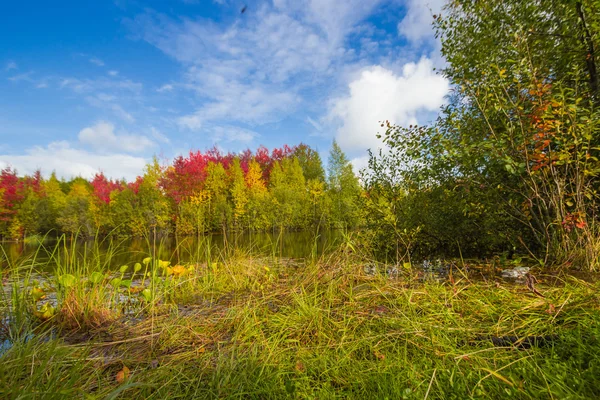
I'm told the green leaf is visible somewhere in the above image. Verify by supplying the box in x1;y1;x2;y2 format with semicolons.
110;278;122;288
58;274;77;288
89;272;105;284
119;265;129;273
133;263;142;273
141;289;152;302
120;279;132;288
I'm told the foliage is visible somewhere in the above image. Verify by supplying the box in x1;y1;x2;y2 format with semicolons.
0;143;363;239
328;140;362;228
363;0;600;267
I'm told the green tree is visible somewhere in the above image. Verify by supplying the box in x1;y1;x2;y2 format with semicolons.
292;144;326;182
366;0;600;263
109;188;140;237
38;172;66;234
138;157;171;236
327;140;362;228
204;162;231;232
57;182;95;238
270;157;309;229
433;0;600;263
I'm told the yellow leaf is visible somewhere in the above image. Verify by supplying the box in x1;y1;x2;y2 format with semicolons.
116;366;130;383
171;265;187;277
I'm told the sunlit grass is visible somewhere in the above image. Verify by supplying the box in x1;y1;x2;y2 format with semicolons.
0;239;599;399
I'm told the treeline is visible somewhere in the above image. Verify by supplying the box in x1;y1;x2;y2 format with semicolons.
0;142;362;240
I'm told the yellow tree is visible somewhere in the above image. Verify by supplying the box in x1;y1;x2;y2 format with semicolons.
228;158;248;230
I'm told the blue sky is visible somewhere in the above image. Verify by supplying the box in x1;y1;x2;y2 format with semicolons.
0;0;448;181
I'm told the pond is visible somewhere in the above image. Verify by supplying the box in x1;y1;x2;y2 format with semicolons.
0;230;347;272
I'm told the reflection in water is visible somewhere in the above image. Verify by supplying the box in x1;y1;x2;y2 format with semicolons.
0;230;345;272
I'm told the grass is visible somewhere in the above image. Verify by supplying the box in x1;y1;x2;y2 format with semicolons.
1;239;599;399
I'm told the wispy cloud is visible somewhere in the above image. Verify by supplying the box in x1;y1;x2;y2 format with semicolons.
108;70;119;76
59;76;143;94
5;61;17;71
85;93;136;123
8;71;34;83
89;57;105;66
210;125;259;144
306;116;323;133
150;127;171;143
157;83;174;92
127;0;387;131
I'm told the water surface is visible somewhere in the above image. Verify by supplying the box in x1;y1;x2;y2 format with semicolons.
0;230;345;272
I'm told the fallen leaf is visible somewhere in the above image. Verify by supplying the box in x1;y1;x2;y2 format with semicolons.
116;366;130;383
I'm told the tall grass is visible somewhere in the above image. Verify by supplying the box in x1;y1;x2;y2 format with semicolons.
0;237;599;399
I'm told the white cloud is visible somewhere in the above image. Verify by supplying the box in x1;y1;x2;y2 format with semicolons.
108;70;119;76
328;58;449;155
0;141;147;181
398;0;445;44
5;61;17;71
157;84;173;92
78;121;154;153
89;57;105;66
178;114;202;130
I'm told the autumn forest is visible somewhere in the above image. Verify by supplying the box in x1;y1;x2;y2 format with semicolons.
0;141;362;240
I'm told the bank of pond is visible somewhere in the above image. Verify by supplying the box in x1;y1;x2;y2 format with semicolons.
0;236;599;399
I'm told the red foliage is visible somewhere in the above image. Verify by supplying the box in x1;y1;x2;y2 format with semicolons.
0;167;25;221
91;173;123;204
160;151;212;203
159;145;302;203
253;144;297;182
128;176;144;194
